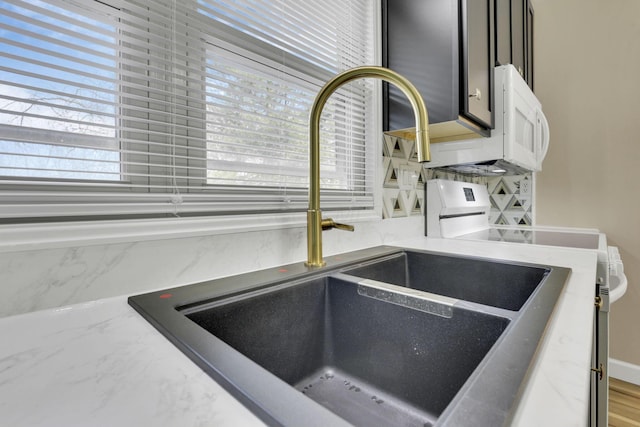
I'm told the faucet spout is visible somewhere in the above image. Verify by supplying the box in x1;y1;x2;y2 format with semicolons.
306;66;431;267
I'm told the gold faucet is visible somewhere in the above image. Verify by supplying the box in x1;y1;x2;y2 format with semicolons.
306;66;431;267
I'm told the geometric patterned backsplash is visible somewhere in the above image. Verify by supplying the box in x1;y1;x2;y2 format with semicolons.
486;174;533;225
382;133;428;218
382;134;533;225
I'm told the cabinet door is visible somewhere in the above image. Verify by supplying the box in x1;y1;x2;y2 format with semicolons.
510;0;526;77
494;0;534;88
384;0;458;131
462;0;493;127
526;0;534;89
495;0;511;65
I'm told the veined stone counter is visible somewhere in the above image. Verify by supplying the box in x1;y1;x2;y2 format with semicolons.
0;236;597;426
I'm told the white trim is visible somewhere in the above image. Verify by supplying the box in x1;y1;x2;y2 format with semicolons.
0;209;381;253
609;358;640;386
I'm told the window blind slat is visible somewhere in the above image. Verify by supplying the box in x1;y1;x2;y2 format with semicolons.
2;0;117;44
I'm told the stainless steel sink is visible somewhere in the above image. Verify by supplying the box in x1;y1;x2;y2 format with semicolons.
128;246;570;427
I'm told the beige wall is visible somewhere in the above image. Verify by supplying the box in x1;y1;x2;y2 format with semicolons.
534;0;640;365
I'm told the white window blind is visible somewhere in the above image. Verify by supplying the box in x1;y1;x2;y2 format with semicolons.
0;0;377;222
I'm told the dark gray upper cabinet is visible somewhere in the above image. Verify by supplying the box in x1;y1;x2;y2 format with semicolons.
495;0;534;89
496;0;512;66
463;0;493;128
510;0;526;76
526;1;534;90
383;0;495;137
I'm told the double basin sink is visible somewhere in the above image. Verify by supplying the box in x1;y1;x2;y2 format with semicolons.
128;246;569;426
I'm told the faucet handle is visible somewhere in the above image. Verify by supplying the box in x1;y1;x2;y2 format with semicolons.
321;218;355;232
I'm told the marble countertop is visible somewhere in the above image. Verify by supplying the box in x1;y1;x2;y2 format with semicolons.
0;237;598;427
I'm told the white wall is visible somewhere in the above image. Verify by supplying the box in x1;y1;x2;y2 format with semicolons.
534;0;640;365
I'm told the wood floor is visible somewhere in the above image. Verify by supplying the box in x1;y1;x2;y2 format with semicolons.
610;378;640;426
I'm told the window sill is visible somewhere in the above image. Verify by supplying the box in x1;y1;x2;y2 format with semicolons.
0;210;382;253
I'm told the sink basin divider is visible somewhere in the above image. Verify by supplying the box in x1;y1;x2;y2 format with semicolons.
331;272;458;318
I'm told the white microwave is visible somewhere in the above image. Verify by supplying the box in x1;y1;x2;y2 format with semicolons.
425;65;550;175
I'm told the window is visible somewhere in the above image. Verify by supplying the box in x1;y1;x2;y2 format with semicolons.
0;0;378;222
0;0;119;181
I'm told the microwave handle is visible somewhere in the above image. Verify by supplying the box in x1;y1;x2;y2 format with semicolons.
538;110;550;161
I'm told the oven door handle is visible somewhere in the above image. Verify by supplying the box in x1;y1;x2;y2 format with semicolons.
608;246;628;304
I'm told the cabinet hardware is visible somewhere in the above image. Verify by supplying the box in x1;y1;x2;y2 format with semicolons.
591;363;604;380
594;296;603;309
469;88;482;100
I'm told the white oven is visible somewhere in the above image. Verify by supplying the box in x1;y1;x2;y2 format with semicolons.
426;179;628;426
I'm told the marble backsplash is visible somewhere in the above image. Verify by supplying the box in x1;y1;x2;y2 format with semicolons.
0;216;424;318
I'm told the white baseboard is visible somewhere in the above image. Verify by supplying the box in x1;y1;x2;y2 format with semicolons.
609;358;640;386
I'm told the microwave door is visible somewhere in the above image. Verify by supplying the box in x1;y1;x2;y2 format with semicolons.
504;101;540;171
